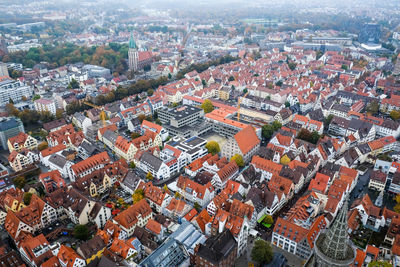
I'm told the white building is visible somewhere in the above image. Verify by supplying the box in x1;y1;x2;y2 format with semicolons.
0;78;33;106
34;98;57;115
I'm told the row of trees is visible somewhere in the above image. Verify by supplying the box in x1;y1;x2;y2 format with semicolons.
176;55;239;80
66;76;169;115
297;128;321;145
1;42;129;73
6;103;63;126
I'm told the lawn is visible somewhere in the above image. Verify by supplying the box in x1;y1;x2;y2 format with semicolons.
261;223;272;228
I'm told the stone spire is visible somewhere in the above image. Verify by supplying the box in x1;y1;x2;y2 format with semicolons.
128;32;139;71
313;197;355;267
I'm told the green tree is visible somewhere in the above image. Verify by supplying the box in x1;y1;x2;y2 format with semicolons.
272;121;282;131
341;64;348;70
288;62;297;70
147;89;154;96
13;176;26;189
310;131;321;144
366;100;379;115
285;101;290;108
297;128;320;144
131;132;141;139
168;73;172;79
251;240;273;265
40;111;54;123
143;65;151;72
205;141;220;155
73;224;89;241
275;80;283;87
324;114;334;129
55;109;64;119
23;192;33;205
194;202;202;212
202;79;207;86
201;99;214;113
390;110;400;121
231;154;244;167
129;162;136;169
68;78;79;89
32;94;41;101
262;124;275;140
228;76;235;81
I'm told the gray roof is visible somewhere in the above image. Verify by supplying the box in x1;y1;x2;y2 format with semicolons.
102;130;118;144
74;112;89;124
80;139;97;155
0;117;22;131
169;221;207;255
122;171;142;191
48;154;67;169
140;152;163;171
139;239;188;267
43;119;66;131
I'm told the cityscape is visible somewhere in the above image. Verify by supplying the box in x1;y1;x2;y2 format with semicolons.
1;0;400;266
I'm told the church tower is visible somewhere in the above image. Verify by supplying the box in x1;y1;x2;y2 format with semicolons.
128;32;138;71
312;198;355;267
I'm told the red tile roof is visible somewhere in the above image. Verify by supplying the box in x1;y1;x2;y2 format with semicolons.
216;161;239;182
145;219;162;235
57;245;83;267
234;125;260;155
251;155;283;175
71;152;110;177
114;199;152;229
40;144;66;157
8;132;29;147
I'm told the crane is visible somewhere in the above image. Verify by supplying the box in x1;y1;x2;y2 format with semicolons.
83;101;107;127
237;91;249;121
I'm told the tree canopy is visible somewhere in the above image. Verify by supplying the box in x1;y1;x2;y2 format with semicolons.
146;172;154;180
73;224;89;241
251;239;273;265
23;192;33;205
394;194;400;213
2;42;129;73
366;100;379;115
132;189;144;204
297;128;321;144
231;154;244;167
201;99;214;113
205;141;220;155
390;110;400;121
262;121;281;140
13;176;26;189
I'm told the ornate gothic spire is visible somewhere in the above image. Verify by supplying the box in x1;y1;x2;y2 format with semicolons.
313;197;355;266
319;199;351;259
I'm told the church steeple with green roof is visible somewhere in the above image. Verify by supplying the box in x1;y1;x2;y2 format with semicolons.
129;32;137;50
